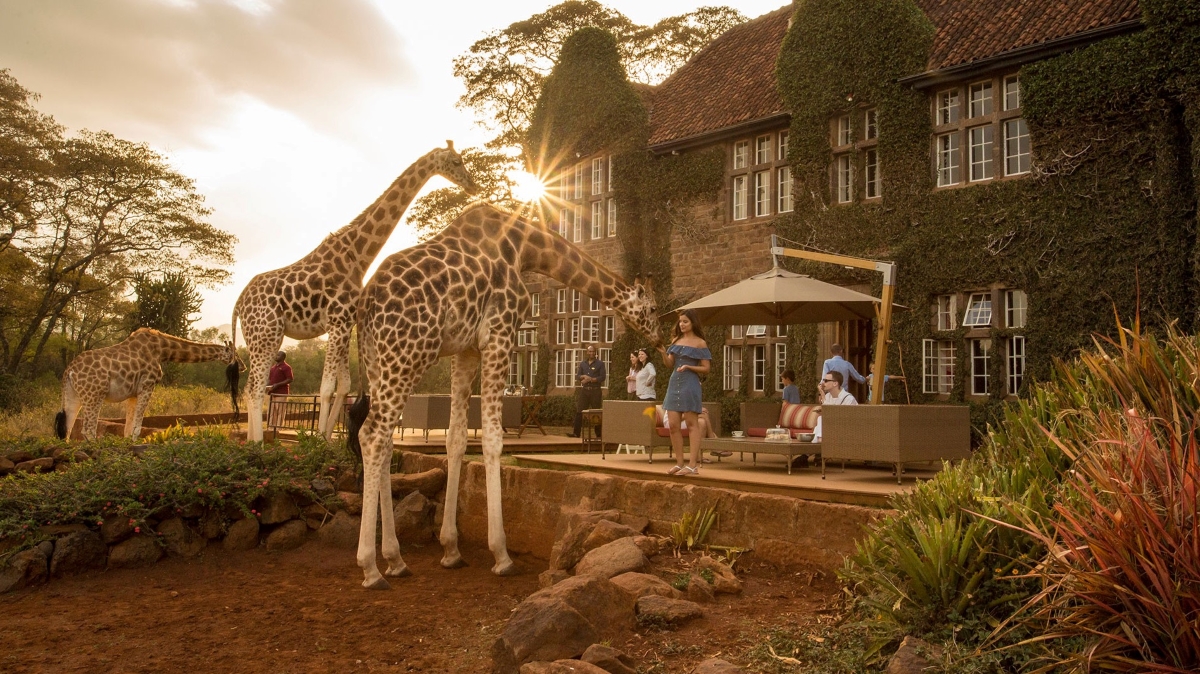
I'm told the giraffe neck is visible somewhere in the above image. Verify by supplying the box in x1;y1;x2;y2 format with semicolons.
136;330;228;363
325;153;438;279
512;213;628;305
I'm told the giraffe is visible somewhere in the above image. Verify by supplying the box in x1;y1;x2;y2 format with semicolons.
55;328;240;441
231;142;480;441
348;204;662;588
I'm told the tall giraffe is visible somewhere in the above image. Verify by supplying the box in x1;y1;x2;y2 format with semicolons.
349;204;662;588
55;328;240;441
231;142;479;441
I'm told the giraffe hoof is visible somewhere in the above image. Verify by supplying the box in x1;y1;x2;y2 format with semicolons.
440;556;467;569
385;565;412;578
362;577;391;590
492;560;518;577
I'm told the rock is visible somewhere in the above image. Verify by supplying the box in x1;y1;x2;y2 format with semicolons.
631;536;667;558
199;511;224;539
302;503;330;529
581;644;637;674
156;518;206;557
610;572;682;600
0;549;48;593
176;503;205;519
223;517;260;551
686;574;716;603
519;661;611;674
390;467;446;499
574;538;647;579
311;477;335;497
101;515;136;545
337;491;363;516
549;509;622;571
5;450;34;464
259;494;300;525
538;569;571;589
335;471;361;494
0;457;13;475
316;511;359;549
15;457;54;473
107;535;163;569
617;514;650;534
54;461;72;472
265;520;308;551
886;636;943;674
694;658;746;673
492;575;636;674
36;540;54;560
50;530;107;576
581;520;639;553
695;556;742;594
38;523;87;537
635;595;703;625
393;491;433;542
51;448;89;463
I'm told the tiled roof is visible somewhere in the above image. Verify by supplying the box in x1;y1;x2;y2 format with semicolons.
646;6;792;148
916;0;1141;71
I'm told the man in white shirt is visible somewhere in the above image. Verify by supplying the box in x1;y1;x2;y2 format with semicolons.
813;370;856;442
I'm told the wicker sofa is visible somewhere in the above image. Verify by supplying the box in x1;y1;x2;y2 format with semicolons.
399;395;523;440
600;400;722;463
820;405;972;483
740;401;822;438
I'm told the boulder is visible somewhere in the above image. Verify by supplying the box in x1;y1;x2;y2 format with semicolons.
199;511;224;539
50;530;107;576
581;520;639;553
5;450;34;464
223;517;260;551
175;503;205;519
265;520;308;552
538;569;571;589
519;662;610;674
337;491;363;516
15;457;54;473
107;535;163;569
549;509;621;571
156;518;206;557
316;511;359;549
492;575;636;674
36;540;54;560
101;515;136;545
0;457;13;476
0;548;48;593
581;644;637;674
310;477;336;497
686;574;716;604
886;636;943;674
635;595;703;625
631;536;667;558
393;491;433;542
610;572;681;600
302;504;330;529
694;659;746;674
39;523;87;537
390;467;447;499
695;556;742;594
335;471;361;494
54;461;72;472
259;494;300;525
573;538;647;579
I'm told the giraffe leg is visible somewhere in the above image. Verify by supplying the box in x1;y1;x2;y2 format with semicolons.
317;321;352;439
244;324;284;442
480;342;516;576
129;383;157;440
79;398;103;441
123;398;138;438
439;350;478;569
356;388;412;588
62;386;82;442
378;452;410;578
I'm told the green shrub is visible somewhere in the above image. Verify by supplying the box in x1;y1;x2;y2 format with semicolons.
535;394;576;426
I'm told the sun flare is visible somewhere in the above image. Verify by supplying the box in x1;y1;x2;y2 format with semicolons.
509;170;547;202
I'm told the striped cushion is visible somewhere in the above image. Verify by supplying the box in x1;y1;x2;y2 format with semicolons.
778;403;820;431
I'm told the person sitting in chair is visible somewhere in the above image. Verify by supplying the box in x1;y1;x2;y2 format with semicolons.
794;370;858;469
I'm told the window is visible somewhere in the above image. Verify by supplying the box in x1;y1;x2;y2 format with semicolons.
517;328;537;346
581;316;599;343
733;141;748;169
922;339;956;394
571;290;581;313
531;293;540;317
606;199;617;236
604;315;615;342
755;135;772;164
556;289;567;314
723;345;742;390
753;345;767;392
836;155;853;203
962;292;993;327
591;158;603;195
587;296;599;312
574;163;583;198
558;208;570;238
864;149;881;198
732;175;748;220
607;156;613;189
778;131;789;160
1003;75;1021;111
776;325;788;337
600;348;611;383
774;343;787;391
1006;290;1027;328
560;167;571;200
555;350;581;388
936;295;957;331
969;126;994;181
570;318;580;343
936;133;961;186
836;115;852;146
529;351;538;386
591;201;603;239
936;89;960;125
1004;119;1030;176
573;205;582;242
754;170;771;217
730;325;745;339
1007;335;1025;395
971;338;990;395
556;319;566;344
508;355;521;386
746;325;767;337
865;108;878;140
777;166;793;212
968;81;993;118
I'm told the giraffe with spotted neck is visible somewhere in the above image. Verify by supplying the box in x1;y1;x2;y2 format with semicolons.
232;142;479;441
348;204;662;588
55;328;239;440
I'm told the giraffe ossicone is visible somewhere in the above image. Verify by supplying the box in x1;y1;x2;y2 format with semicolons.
349;204;662;588
230;142;479;442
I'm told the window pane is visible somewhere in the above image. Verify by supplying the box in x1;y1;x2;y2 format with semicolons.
969;81;994;118
747;325;767;337
971;339;990;395
937;295;957;330
836;154;852;203
937;133;961;186
573;205;582;242
732;175;748;219
778;131;789;159
755;135;771;164
558;208;569;237
753;345;766;391
1007;335;1025;395
731;325;744;339
777;166;793;212
1006;289;1028;328
591;201;602;239
865;149;881;198
571;290;580;313
733;141;748;169
865;108;878;140
937;89;960;125
837;115;852;146
591;158;603;195
574;163;583;198
962;293;993;327
754;170;771;217
969;125;994;181
1004;119;1031;176
775;343;787;391
606;199;617;236
1004;75;1021;111
531;294;540;316
556;290;566;313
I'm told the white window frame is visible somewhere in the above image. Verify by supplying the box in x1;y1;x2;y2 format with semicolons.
730;325;745;339
1006;289;1028;329
581;316;599;343
774;343;787;391
864;149;881;199
1003;75;1021;111
969;125;994;181
599;348;611;385
591;201;603;239
604;315;615;342
587;296;599;312
606;199;617;237
555;350;568;388
560;167;571;200
529;351;538;387
836;115;852;146
936;294;957;331
962;292;993;327
937;132;961;186
836;154;852;204
555;319;566;344
937;89;960;125
570;318;580;343
508;353;521;386
922;339;956;394
1007;335;1025;395
607;155;613;189
531;293;540;317
754;170;771;217
723;345;742;390
776;325;788;337
558;208;569;238
969;81;994;118
571;290;581;313
591;157;603;195
777;166;793;213
755;134;771;164
732;175;748;220
574;163;583;199
752;345;767;392
557;289;567;314
971;338;990;395
573;205;582;242
865;108;878;140
1003;118;1031;176
777;130;789;160
746;325;767;338
733;140;748;169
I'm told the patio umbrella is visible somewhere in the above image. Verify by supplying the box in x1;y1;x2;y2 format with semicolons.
672;267;884;326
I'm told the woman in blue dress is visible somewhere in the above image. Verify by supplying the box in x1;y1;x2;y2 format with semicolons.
661;309;711;475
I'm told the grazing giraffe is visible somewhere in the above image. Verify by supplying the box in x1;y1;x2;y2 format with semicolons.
232;142;480;441
348;204;663;588
55;329;240;441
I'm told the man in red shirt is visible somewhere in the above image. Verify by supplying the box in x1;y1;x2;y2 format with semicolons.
266;351;293;427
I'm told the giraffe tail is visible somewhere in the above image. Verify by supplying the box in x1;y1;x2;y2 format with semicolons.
346;394;369;491
225;362;241;416
54;410;67;440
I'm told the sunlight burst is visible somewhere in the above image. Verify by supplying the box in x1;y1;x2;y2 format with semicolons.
509;170;547;202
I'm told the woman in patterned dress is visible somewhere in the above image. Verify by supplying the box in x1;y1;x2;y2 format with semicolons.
661;309;711;475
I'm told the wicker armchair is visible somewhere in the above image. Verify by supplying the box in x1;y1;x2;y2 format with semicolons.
400;394;523;440
600;400;721;463
821;405;972;483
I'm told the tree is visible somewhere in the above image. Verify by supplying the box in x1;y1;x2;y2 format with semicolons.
130;272;204;337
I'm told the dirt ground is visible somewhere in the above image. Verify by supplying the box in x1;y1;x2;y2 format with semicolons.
0;541;839;674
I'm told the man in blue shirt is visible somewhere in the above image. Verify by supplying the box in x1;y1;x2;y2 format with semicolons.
571;346;606;438
821;344;864;391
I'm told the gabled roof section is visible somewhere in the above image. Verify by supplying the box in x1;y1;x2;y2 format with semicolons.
646;6;792;149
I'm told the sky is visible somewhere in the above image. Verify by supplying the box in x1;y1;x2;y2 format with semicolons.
0;0;785;336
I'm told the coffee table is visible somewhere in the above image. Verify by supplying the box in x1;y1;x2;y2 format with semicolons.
700;437;821;475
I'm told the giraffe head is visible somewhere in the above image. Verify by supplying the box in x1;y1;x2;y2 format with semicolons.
429;140;481;195
614;276;663;348
219;340;240;365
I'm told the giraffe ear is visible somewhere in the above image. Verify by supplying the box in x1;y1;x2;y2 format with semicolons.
644;273;655;293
